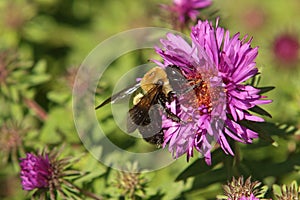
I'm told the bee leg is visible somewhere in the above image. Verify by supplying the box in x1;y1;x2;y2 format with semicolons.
158;96;184;124
164;107;183;123
167;91;176;103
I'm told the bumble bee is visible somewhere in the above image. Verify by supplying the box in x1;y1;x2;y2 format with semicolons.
95;66;188;146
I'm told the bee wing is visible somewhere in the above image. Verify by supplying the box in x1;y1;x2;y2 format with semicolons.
165;65;191;95
127;84;163;133
95;83;140;109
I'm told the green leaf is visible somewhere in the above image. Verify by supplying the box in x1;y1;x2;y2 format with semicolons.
27;74;51;85
175;149;230;181
249;105;272;118
40;107;78;143
187;168;227;192
1;84;10;98
10;103;24;121
33;59;47;73
258;86;275;94
272;184;282;197
10;86;20;102
47;91;70;104
240;121;297;142
239;154;300;179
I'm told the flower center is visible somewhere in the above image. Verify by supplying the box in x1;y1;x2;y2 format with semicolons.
186;74;212;115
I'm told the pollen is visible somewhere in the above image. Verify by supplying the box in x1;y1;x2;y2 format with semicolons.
194;80;212;114
185;73;213;115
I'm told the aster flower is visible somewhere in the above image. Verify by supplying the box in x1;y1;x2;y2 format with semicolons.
162;0;212;30
154;18;272;164
20;153;51;191
0;121;26;166
220;177;264;200
275;182;299;200
114;162;148;200
0;50;23;88
19;147;102;200
0;49;50;103
272;32;300;66
242;7;266;31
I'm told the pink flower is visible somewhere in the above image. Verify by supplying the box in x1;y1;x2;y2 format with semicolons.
155;19;272;164
163;0;212;29
20;153;51;190
273;32;300;65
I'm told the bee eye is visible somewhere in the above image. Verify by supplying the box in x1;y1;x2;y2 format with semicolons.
157;79;164;85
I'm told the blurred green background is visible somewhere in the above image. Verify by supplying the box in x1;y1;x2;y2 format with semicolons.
0;0;300;199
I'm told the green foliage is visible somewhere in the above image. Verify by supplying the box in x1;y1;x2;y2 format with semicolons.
0;0;300;199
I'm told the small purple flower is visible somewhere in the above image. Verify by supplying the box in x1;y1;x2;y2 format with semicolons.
20;153;52;190
273;32;300;65
19;148;102;199
154;19;272;164
163;0;212;29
